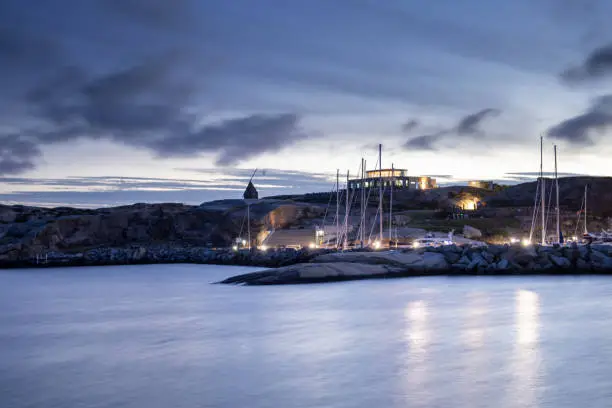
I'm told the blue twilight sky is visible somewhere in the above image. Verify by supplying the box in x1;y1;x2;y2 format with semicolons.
1;0;612;207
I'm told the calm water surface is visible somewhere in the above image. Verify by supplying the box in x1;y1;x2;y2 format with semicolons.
2;265;612;408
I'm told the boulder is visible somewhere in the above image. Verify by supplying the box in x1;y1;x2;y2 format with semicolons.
549;255;571;269
590;250;612;269
463;225;482;239
481;251;495;264
456;255;471;265
442;250;461;264
576;258;591;271
496;259;510;270
505;246;538;266
421;252;449;270
467;258;488;271
487;245;506;257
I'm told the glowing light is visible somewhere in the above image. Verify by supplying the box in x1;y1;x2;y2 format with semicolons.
373;240;381;249
308;242;316;249
260;245;268;251
516;290;539;345
232;245;238;251
241;239;247;246
510;237;519;244
521;239;531;247
413;241;420;248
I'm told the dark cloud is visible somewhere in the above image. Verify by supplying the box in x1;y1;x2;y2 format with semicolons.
561;43;612;82
150;113;306;165
8;54;309;171
0;134;41;174
547;95;612;145
403;133;443;151
403;107;500;151
401;119;419;133
456;108;501;135
0;2;314;176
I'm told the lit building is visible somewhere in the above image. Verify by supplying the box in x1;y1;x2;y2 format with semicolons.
468;180;495;190
348;168;437;190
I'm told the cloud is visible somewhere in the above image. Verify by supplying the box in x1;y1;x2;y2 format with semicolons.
8;54;311;171
150;113;307;165
456;108;501;135
561;43;612;83
0;2;318;176
547;95;612;145
403;133;444;151
0;134;41;174
401;119;419;133
403;107;500;150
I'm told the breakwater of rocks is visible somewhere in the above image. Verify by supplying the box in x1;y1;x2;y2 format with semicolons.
4;243;612;282
0;245;333;269
220;243;612;285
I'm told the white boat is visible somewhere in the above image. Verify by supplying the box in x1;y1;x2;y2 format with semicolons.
413;231;454;248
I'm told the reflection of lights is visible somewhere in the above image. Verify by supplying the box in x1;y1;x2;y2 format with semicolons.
511;289;541;408
516;290;539;345
406;300;427;322
521;239;531;247
462;292;488;348
404;301;429;356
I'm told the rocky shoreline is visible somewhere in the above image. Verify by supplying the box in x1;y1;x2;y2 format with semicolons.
219;243;612;285
0;245;332;269
5;243;612;286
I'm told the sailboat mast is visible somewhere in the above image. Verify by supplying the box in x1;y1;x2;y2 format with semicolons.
336;169;339;249
378;144;383;243
555;145;560;243
584;184;588;234
360;158;365;248
247;204;251;250
344;170;349;250
389;163;394;246
540;136;546;245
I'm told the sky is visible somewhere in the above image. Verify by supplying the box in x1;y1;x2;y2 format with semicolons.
1;0;612;207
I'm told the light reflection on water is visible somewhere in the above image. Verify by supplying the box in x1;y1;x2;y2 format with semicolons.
2;266;612;408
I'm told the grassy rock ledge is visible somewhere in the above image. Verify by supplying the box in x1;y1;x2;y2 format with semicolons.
219;243;612;285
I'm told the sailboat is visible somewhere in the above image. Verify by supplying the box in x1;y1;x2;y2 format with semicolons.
581;184;612;244
527;136;547;246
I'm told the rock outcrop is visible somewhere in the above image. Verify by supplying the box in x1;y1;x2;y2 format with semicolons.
0;200;326;265
220;243;612;285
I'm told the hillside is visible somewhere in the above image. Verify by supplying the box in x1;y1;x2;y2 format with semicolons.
485;176;612;216
0;200;326;262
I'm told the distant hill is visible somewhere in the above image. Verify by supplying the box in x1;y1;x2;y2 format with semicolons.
485;176;612;217
266;176;612;217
